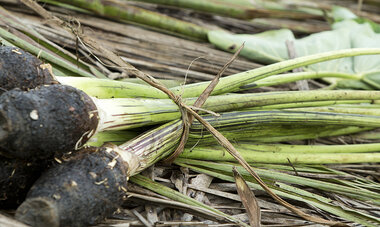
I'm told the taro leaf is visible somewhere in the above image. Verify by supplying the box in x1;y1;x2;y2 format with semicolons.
354;18;380;33
208;7;380;89
335;79;373;90
294;23;353;75
208;29;294;64
332;6;380;33
331;6;358;21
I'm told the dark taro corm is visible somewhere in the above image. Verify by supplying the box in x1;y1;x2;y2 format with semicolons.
0;156;48;209
16;147;128;227
0;84;99;159
0;46;56;94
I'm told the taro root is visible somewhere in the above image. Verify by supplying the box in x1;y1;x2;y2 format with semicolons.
16;146;128;227
0;84;99;159
0;156;47;209
0;46;56;94
14;120;181;227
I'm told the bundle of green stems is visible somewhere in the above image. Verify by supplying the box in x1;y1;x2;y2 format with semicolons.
1;40;379;226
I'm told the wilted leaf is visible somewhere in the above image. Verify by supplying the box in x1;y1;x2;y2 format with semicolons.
332;6;380;33
233;167;261;227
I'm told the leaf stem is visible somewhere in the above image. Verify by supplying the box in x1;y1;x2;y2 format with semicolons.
172;48;380;97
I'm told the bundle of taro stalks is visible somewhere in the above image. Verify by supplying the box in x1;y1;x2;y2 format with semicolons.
0;1;380;227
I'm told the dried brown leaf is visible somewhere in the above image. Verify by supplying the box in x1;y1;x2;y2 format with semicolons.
233;167;261;227
170;170;185;193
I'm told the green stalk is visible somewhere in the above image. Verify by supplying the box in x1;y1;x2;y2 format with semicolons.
48;0;209;40
246;100;373;110
90;123;371;146
239;126;371;143
119;78;182;88
95;94;380;131
91;94;380;147
186;110;377;145
330;104;380;109
251;18;328;34
247;163;334;174
86;130;139;147
240;71;361;90
130;175;249;226
170;48;380;97
56;76;168;99
128;0;322;20
128;0;253;19
36;0;92;13
287;106;380;116
191;110;380;129
196;90;380;112
59;75;380;101
175;159;379;200
57;89;380;131
192;142;380;153
174;160;380;226
351;129;380;140
107;119;376;177
179;144;380;164
0;27;98;78
331;174;380;193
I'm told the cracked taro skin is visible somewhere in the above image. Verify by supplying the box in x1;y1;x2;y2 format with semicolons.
16;147;128;227
0;84;99;159
0;46;56;94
